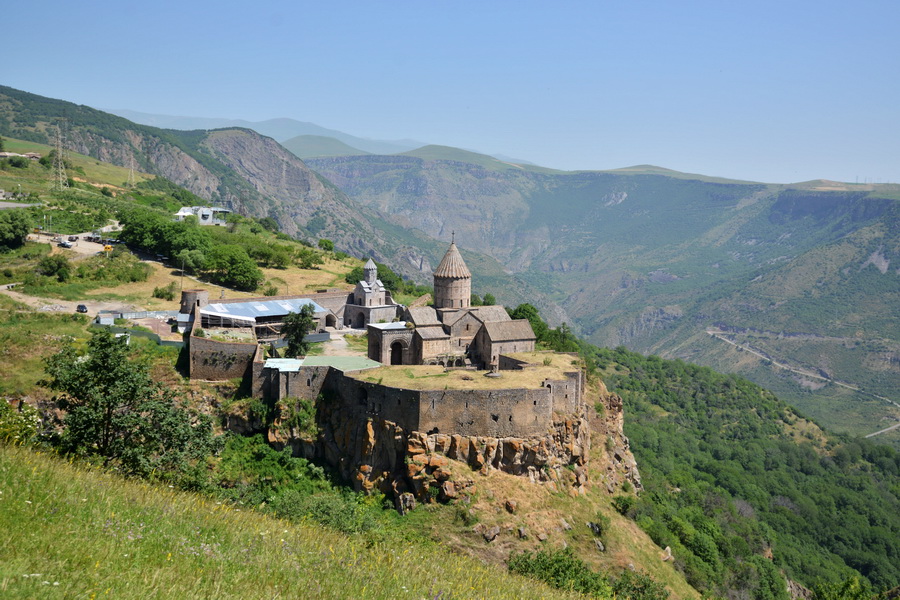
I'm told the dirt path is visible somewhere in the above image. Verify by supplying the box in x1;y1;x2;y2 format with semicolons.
0;286;138;316
320;329;367;357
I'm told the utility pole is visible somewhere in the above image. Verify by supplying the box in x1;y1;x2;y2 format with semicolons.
127;154;136;188
50;122;69;193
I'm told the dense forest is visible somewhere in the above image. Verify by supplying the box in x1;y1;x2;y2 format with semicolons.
493;306;900;597
588;346;900;597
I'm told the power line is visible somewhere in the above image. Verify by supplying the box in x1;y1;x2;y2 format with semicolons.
50;121;69;193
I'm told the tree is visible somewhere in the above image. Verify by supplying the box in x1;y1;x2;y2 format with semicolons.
282;304;316;358
317;238;334;252
41;330;215;476
0;209;31;250
483;293;496;305
175;248;207;274
206;244;264;291
0;135;4;151
36;254;71;282
470;293;483;306
508;303;549;341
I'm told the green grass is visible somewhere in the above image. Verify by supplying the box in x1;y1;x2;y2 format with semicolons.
2;137;150;188
0;309;90;397
0;445;580;600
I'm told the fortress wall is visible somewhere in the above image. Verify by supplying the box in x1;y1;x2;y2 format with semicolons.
250;346;268;398
543;370;584;415
327;374;421;432
418;387;552;438
278;366;331;401
188;321;258;380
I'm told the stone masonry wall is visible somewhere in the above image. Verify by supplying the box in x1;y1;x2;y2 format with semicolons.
189;320;258;380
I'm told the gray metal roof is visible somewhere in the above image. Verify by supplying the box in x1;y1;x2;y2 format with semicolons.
200;297;325;323
368;321;408;330
264;358;303;372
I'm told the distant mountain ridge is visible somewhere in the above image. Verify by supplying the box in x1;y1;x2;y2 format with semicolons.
306;152;900;442
0;85;552;315
106;108;425;154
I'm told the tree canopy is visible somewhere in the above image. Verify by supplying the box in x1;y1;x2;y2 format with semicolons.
41;330;215;477
282;304;316;358
0;209;31;250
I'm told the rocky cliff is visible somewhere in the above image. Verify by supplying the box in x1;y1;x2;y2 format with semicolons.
256;374;641;510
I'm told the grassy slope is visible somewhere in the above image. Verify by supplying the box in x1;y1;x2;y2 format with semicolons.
0;445;581;600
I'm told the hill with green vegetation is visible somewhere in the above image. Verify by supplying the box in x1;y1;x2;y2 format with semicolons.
280;134;370;158
0;85;552;312
0;444;582;600
400;144;556;172
305;151;900;445
583;345;900;595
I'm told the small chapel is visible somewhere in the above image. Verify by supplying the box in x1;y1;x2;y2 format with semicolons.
367;238;536;369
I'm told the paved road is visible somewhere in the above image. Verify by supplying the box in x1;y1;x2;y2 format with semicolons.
707;328;900;437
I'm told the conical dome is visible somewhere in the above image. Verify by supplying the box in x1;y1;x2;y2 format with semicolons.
433;242;471;279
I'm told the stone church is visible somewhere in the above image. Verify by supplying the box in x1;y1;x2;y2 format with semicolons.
367;239;536;369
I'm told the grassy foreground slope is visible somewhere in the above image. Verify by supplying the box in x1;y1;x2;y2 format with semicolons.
0;445;579;600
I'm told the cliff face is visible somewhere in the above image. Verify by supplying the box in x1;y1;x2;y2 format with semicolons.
259;374;641;509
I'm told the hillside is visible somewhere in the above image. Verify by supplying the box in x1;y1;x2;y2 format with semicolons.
105;108;425;154
305;152;900;443
0;445;581;600
2;143;899;597
0;85;558;314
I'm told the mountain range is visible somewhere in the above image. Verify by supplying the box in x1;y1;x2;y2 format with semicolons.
3;84;898;443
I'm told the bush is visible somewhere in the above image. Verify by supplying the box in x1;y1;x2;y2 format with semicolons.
611;570;670;600
153;281;178;301
508;547;613;597
0;399;41;445
613;495;637;517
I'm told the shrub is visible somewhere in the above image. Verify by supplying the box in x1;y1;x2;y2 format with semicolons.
153;281;178;301
613;494;637;517
508;547;613;597
0;399;41;445
611;570;670;600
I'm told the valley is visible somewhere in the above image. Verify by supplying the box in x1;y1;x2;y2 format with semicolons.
2;84;900;598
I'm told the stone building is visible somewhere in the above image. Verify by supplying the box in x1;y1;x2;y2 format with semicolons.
182;259;402;379
343;258;403;328
367;240;536;369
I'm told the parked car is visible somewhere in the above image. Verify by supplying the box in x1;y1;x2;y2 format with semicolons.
76;305;88;313
58;241;73;248
68;235;78;242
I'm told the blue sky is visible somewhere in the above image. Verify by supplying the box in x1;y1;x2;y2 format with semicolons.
4;1;899;183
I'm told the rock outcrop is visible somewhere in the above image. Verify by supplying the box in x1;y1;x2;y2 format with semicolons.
260;375;642;507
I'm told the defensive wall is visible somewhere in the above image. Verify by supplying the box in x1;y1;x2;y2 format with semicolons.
188;317;258;380
254;353;585;440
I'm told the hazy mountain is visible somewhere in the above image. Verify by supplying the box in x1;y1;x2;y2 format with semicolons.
106;108;424;154
306;153;900;443
281;135;370;159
